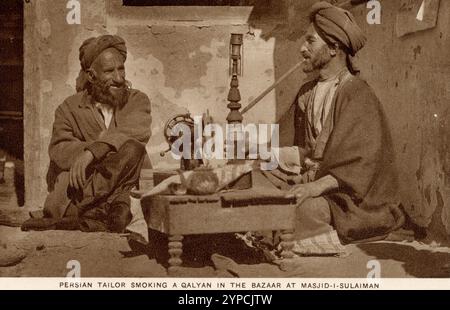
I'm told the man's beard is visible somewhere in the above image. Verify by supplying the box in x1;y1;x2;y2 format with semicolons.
302;45;332;73
90;79;130;108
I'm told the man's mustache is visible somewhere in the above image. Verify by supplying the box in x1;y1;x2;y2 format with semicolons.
108;83;127;88
105;83;127;90
93;78;126;89
301;52;311;59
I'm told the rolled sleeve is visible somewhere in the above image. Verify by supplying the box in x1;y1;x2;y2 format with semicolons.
85;142;112;161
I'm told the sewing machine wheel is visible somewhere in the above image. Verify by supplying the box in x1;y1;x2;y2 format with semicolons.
161;113;206;170
163;113;195;144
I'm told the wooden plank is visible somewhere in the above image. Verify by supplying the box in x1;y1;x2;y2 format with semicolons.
167;203;295;235
143;195;295;235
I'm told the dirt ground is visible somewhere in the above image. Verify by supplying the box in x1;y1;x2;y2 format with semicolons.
1;225;450;278
1;166;450;278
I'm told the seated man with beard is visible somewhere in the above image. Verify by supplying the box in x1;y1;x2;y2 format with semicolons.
264;2;405;245
23;35;151;233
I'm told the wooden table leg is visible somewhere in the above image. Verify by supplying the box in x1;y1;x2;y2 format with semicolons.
280;229;295;259
168;235;183;275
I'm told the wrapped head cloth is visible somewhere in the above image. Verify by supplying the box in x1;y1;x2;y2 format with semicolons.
309;2;366;74
76;35;127;92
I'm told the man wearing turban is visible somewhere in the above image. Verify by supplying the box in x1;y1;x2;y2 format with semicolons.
267;2;404;244
23;35;152;233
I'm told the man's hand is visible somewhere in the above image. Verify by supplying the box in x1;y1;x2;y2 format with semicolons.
288;182;322;205
69;150;94;191
287;175;340;205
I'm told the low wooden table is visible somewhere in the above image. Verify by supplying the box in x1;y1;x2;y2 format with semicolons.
141;191;296;274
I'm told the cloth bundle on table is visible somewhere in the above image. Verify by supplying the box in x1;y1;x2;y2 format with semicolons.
126;162;254;243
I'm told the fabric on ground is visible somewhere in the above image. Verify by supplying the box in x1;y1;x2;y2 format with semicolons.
210;253;283;278
236;229;348;262
290;230;348;257
125;193;149;243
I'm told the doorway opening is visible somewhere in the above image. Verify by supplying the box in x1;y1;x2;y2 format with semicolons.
0;0;24;207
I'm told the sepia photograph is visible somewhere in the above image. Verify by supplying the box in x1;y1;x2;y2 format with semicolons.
0;0;449;287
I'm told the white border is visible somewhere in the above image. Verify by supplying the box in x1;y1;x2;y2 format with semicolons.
0;278;449;290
